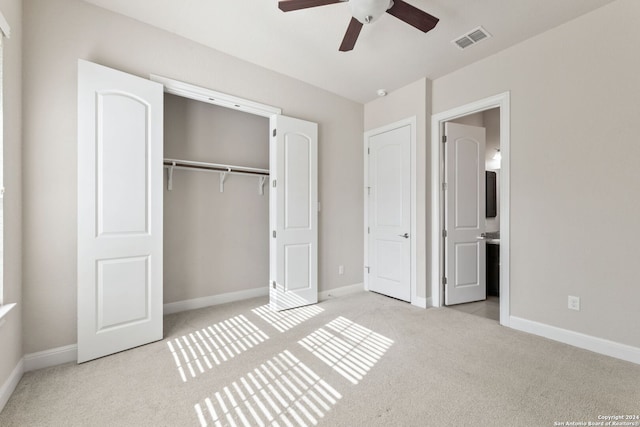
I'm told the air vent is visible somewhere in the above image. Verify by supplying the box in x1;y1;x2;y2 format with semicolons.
452;26;491;50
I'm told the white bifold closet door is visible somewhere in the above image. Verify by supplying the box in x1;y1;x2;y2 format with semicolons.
269;116;318;311
77;61;319;363
77;60;164;363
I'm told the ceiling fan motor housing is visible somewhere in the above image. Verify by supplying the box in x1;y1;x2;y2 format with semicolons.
349;0;394;24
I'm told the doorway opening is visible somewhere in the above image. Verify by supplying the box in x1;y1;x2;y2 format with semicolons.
162;93;271;312
152;75;320;313
430;92;511;327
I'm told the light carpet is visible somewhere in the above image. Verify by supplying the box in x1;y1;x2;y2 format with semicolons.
1;291;639;426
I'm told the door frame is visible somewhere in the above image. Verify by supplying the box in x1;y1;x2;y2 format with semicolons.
364;116;418;306
150;74;282;118
430;92;511;326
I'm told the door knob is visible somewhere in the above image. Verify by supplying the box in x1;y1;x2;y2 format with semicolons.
399;233;409;238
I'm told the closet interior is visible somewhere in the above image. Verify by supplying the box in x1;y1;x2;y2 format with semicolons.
163;93;270;304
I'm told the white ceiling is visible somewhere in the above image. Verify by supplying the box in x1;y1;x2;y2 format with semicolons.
83;0;616;104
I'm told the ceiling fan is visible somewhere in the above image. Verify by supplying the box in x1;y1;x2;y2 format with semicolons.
278;0;439;52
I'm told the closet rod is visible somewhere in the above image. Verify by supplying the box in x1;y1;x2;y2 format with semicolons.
163;158;270;194
163;158;269;176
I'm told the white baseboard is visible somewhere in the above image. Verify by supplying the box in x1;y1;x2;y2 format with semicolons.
17;285;363;374
24;344;77;372
163;287;269;315
510;316;640;365
165;283;364;315
319;283;364;301
0;359;23;413
412;296;429;308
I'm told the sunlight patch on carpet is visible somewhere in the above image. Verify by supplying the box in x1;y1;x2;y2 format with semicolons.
252;304;324;333
194;350;342;427
167;314;269;382
298;317;394;384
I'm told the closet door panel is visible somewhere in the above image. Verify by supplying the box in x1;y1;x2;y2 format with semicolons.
97;92;149;236
283;134;311;230
96;256;150;331
270;115;318;311
77;60;163;363
284;244;311;291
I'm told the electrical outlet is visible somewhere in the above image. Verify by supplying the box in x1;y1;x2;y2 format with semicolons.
568;295;580;311
338;265;344;275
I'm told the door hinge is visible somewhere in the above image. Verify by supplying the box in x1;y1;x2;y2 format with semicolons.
272;281;276;289
442;229;447;238
272;179;277;188
366;186;371;196
272;230;276;238
442;277;448;285
272;129;277;137
442;182;448;191
365;266;370;274
442;135;447;143
367;227;370;234
367;147;370;155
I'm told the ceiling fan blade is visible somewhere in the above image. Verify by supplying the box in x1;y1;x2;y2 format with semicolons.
386;0;439;33
339;17;363;52
278;0;344;12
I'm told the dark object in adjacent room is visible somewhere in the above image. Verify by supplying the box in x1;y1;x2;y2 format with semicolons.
486;171;497;218
487;243;500;296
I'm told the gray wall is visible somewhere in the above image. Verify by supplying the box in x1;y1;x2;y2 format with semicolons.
433;0;640;348
22;0;363;354
164;95;270;302
0;0;22;391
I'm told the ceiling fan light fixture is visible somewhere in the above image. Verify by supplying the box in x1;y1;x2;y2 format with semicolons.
278;0;439;52
349;0;393;24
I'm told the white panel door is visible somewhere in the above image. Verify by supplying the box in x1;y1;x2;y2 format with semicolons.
77;60;164;363
269;115;318;311
367;125;411;302
444;122;486;305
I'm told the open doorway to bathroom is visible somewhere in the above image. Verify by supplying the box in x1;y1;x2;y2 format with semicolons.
430;92;510;327
446;108;500;321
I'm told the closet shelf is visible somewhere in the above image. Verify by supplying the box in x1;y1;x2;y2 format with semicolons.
163;158;270;194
